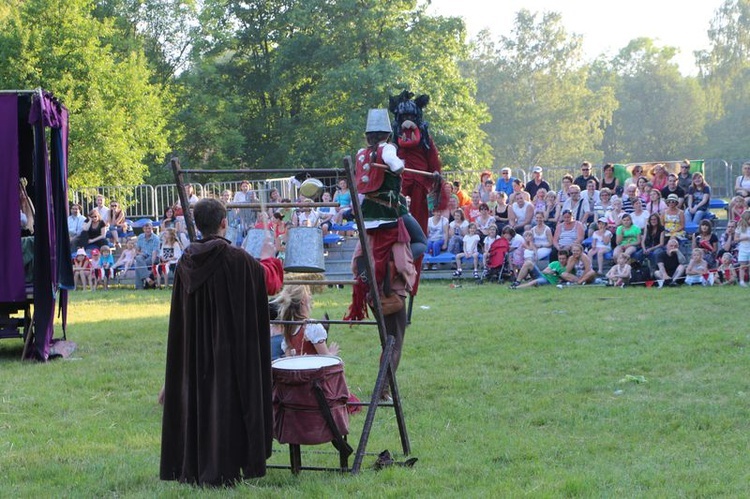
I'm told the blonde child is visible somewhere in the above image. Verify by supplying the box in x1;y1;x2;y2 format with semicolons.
606;252;632;287
72;248;92;291
716;252;737;285
736;211;750;286
588;218;612;275
521;230;538;264
685;248;711;286
154;228;183;288
729;195;747;222
454;223;480;278
89;248;103;291
99;246;115;290
482;224;500;271
112;239;137;275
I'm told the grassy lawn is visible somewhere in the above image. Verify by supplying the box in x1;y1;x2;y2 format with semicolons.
1;282;749;497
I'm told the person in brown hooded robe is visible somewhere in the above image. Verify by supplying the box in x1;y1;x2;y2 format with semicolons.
160;197;283;486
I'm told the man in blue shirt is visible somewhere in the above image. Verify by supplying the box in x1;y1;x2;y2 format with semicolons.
135;222;161;289
495;167;515;197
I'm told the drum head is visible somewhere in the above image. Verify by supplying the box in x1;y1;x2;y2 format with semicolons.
272;355;342;370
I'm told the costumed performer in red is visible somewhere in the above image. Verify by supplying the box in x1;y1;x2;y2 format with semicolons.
160;197;282;486
344;108;422;401
389;90;447;294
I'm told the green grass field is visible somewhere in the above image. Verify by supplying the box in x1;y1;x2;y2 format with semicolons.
1;282;749;497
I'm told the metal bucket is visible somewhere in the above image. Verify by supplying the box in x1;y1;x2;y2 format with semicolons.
284;227;325;273
241;228;268;258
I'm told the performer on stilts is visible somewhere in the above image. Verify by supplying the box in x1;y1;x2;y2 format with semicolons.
344;108;422;401
389;90;447;296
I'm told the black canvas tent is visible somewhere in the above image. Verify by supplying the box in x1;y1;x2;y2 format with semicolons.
0;89;74;360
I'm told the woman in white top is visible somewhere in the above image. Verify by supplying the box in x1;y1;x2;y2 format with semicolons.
735;162;750;199
530;211;553;261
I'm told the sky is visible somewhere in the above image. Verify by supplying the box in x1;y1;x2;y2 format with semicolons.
426;0;725;75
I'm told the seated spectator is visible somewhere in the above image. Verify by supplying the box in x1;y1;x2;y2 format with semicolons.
600;163;621;196
561;185;591;225
462;191;482;222
557;174;573;209
624;164;643;190
475;170;493;198
651;163;669;192
506;226;525;275
184;183;200;204
508;194;533;235
646;189;667;217
474;203;495;246
544;191;558;231
510;178;530;203
447;209;468;254
621;184;638;213
685;172;711;225
454;223;480;278
494;167;515;197
654;237;687;287
630;198;650;231
587;219;612;275
233;180;257;233
333;179;353;223
637;176;651;204
605;197;625;233
99;245;115;290
511;249;570;289
294;199;319;227
606;253;632;287
112;239;137;275
481;224;500;273
613;213;641;261
160;206;178;234
685;248;712;286
479;177;495;203
525;166;550;200
530;211;553;261
426;209;449;264
640;214;666;271
583;179;600;217
552;209;584;259
493;191;510;231
531;188;547;214
661;173;686;208
72;248;92;291
93;194;110;222
153;228;183;288
107;200;128;249
692;219;718;268
718;220;738;260
67;203;85;244
75;209;108;250
453;180;471;207
574;161;599;191
716;252;737;286
662;194;685;239
134;222;161;290
317;191;336;236
561;243;597;285
728;195;747;222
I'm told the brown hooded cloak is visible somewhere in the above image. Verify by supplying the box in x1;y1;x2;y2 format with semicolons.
160;236;273;486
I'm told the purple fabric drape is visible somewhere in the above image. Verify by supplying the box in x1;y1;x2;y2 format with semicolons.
0;95;25;302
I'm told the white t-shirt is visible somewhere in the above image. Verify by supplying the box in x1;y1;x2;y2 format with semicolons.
462;234;480;254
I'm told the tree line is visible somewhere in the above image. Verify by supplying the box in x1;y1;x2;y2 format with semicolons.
1;0;748;188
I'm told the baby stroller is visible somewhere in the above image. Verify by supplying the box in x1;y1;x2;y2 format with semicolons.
480;237;512;284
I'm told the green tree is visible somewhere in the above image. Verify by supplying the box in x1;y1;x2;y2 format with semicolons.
173;0;491;173
470;10;616;169
697;0;750;159
0;0;170;188
598;38;706;162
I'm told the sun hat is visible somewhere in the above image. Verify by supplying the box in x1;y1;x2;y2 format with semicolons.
667;193;679;202
76;248;86;257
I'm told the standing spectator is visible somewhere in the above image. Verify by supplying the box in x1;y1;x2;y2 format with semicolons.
734;161;750;199
661;173;686;208
677;160;693;193
89;248;103;291
99;245;115;290
107;200;128;249
93;194;110;222
600;163;621;196
67;203;85;244
735;211;750;286
495;167;515;197
685;172;711;225
134;222;160;290
525;166;550;199
153;228;183;288
654;237;687;287
233;180;258;235
184;183;200;204
573;161;599;190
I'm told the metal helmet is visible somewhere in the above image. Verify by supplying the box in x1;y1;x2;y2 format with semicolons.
365;108;391;133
